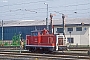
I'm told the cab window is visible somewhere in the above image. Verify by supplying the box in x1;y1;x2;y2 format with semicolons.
32;32;38;36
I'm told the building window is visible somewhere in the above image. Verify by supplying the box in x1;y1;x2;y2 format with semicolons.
67;38;74;43
67;28;73;31
57;28;63;33
76;27;82;31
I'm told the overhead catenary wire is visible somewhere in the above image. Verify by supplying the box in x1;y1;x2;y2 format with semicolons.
0;7;90;14
1;8;90;18
1;11;90;18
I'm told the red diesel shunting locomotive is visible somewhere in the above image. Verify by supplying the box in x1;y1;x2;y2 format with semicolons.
25;28;67;53
25;13;67;53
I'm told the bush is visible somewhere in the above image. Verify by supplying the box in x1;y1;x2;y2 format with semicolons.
4;42;8;46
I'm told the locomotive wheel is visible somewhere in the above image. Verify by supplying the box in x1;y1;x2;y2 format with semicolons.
42;48;53;54
29;47;36;52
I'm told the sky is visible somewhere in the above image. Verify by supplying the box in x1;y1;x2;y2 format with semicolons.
0;0;90;20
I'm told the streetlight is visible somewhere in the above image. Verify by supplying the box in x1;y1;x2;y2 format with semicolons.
1;1;8;42
1;1;8;43
44;3;48;30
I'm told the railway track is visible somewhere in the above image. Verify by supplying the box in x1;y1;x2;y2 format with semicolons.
0;49;88;56
0;52;89;60
0;47;90;60
0;50;89;60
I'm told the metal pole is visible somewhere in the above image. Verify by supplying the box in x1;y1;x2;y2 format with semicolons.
80;31;81;45
44;3;49;30
47;4;48;30
46;18;48;30
62;14;65;37
2;20;3;43
50;13;53;34
19;33;21;53
69;32;71;45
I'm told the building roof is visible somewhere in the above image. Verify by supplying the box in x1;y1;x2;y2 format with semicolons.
0;18;90;27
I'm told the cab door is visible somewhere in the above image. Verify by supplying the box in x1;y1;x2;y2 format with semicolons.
56;35;64;51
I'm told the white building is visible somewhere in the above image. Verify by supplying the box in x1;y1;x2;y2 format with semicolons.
53;18;90;46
